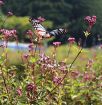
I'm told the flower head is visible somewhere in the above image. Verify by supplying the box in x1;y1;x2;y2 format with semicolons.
23;54;29;59
16;88;22;96
7;11;13;16
84;16;96;32
0;29;17;40
53;42;61;47
53;76;62;85
26;83;37;92
84;16;96;25
0;0;4;6
68;37;75;44
83;72;95;82
59;66;67;73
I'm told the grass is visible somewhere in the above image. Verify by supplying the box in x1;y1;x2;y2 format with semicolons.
0;48;24;65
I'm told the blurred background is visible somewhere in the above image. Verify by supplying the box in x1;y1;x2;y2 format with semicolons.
1;0;102;47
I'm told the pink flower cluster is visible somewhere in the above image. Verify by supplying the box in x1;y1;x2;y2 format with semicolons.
68;37;75;44
84;16;96;27
23;54;29;59
83;72;95;82
0;0;4;6
53;76;62;85
58;61;67;73
26;83;37;92
16;88;22;96
84;16;96;32
53;42;61;47
38;53;55;71
0;29;17;39
7;11;13;16
26;83;37;100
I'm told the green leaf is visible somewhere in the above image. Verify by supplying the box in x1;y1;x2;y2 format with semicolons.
17;102;28;105
45;86;52;91
29;57;36;63
0;94;8;98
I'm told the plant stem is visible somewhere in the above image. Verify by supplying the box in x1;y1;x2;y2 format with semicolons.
34;43;38;57
67;44;71;58
32;64;35;83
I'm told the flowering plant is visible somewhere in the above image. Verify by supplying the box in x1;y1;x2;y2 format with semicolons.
0;1;102;105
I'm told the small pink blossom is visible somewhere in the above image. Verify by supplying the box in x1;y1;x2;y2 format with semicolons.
83;72;95;82
39;53;49;62
0;29;17;41
53;76;62;85
53;42;61;47
16;88;22;96
26;83;37;100
0;0;4;6
23;54;29;59
7;11;13;16
26;83;37;92
83;73;91;81
68;37;75;43
59;65;67;73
